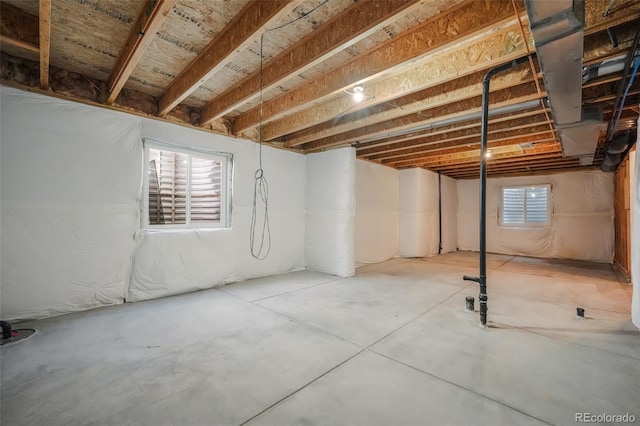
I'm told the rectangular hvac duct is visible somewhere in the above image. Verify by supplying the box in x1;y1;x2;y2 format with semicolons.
556;106;604;164
525;0;585;126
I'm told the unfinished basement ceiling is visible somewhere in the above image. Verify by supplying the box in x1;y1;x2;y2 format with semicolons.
1;0;639;178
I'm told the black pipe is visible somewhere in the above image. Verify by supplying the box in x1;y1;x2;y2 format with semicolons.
605;19;640;142
463;55;531;327
1;321;12;340
438;173;442;254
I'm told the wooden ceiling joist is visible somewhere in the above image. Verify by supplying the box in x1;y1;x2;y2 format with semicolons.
199;0;423;127
282;62;537;148
268;21;534;142
371;128;555;163
38;0;51;90
358;114;552;158
157;0;301;116
232;0;523;135
304;82;545;152
385;139;560;168
107;0;177;105
437;157;581;173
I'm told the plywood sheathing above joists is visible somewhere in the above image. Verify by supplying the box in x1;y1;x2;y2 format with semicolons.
199;0;425;126
157;0;304;116
232;0;523;135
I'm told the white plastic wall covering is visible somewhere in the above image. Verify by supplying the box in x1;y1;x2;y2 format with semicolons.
1;87;142;320
631;136;639;328
129;119;306;301
398;168;440;257
0;87;306;319
457;170;614;262
305;148;356;277
355;160;399;265
440;174;458;254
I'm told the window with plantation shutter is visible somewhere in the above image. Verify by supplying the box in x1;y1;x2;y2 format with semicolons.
500;184;551;227
144;142;231;229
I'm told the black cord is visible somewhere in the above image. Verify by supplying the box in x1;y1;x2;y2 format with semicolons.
249;0;330;259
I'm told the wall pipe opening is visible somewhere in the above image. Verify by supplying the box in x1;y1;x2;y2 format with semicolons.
463;55;531;327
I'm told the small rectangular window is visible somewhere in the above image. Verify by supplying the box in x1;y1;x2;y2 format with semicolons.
500;184;550;227
143;141;231;229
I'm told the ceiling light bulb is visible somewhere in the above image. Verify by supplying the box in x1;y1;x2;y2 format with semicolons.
485;151;492;158
352;85;364;102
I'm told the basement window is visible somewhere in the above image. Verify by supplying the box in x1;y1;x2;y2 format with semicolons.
143;141;232;229
500;184;551;227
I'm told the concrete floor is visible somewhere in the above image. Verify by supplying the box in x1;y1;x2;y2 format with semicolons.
1;252;638;426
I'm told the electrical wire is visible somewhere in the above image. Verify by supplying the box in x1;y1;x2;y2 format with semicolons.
250;0;330;260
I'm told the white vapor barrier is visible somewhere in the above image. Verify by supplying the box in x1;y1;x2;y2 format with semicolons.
631;148;639;329
398;169;439;257
1;87;141;320
128;119;305;302
355;160;399;265
306;148;355;277
457;170;614;262
440;174;458;253
0;87;306;319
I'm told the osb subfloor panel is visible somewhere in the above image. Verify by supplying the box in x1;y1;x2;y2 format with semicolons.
2;252;638;426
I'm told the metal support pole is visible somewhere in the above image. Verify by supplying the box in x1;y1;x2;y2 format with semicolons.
464;55;531;327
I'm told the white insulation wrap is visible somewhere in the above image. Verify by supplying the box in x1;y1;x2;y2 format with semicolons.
128;119;306;302
305;148;355;277
398;169;440;257
440;174;458;254
355;160;398;265
457;170;614;262
1;88;141;320
1;87;306;320
631;149;639;329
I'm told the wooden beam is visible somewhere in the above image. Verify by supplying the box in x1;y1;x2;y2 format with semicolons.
107;0;176;105
439;158;581;174
355;108;548;153
358;115;551;158
304;82;545;152
232;0;522;135
199;0;423;126
373;129;555;163
38;0;51;90
445;160;584;177
280;20;635;149
393;144;561;168
386;140;560;168
451;165;594;179
282;62;537;148
157;0;300;116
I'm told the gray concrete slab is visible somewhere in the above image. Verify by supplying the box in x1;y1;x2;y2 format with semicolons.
257;274;467;346
1;252;637;426
1;289;359;426
221;270;339;302
249;351;548;426
372;295;640;426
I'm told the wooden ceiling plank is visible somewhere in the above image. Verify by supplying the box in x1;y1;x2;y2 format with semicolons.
304;82;545;152
157;0;301;116
38;0;51;90
107;0;177;105
371;129;555;162
282;62;537;147
443;160;583;176
199;0;423;126
429;154;571;172
355;107;548;152
232;0;522;135
266;21;533;142
358;116;551;158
